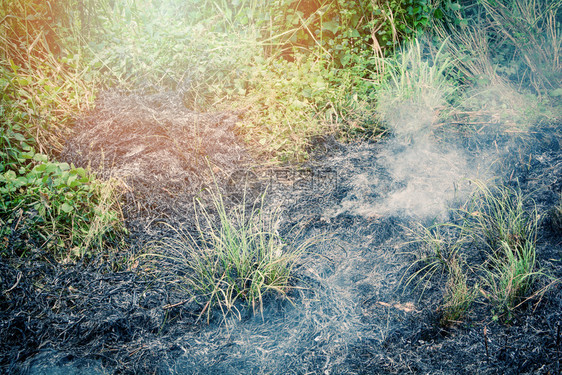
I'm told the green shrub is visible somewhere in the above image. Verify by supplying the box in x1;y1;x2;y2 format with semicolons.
0;0;125;261
235;56;333;162
268;0;456;64
0;150;125;259
375;38;456;117
234;54;384;162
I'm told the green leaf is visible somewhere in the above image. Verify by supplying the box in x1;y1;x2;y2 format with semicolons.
44;163;58;174
58;163;70;171
4;170;16;180
16;176;28;186
16;77;31;86
61;202;74;213
33;163;47;173
33;153;49;162
73;167;87;178
322;21;340;34
448;2;461;11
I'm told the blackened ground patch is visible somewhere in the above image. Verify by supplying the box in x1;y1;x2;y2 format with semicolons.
1;91;561;374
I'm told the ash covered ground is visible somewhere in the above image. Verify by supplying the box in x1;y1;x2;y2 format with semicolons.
1;90;561;374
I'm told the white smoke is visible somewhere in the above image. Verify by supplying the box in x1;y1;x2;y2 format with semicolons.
325;102;491;220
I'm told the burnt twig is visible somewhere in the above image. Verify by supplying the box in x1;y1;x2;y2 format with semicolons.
484;326;490;364
556;322;560;375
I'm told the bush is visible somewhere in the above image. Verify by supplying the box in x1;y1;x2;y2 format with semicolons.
0;155;124;259
0;0;125;261
234;53;385;162
374;37;456;129
269;0;452;64
82;0;261;105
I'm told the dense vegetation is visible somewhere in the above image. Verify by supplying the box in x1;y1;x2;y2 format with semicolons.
1;0;560;321
0;0;125;261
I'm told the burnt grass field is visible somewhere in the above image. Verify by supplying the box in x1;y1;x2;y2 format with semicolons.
1;89;562;374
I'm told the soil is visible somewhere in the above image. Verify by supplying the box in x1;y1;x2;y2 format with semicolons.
1;90;561;374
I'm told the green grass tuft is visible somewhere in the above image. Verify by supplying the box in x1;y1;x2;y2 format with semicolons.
406;181;549;324
404;222;475;324
441;256;477;324
146;188;307;322
462;182;538;259
375;37;456;116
